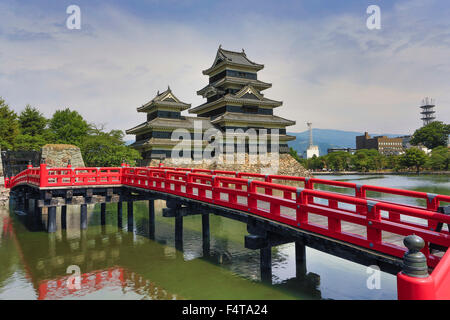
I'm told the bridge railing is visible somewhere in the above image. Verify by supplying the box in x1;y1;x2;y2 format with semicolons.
39;165;122;188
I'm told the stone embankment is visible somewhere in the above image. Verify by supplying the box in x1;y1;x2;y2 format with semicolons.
146;153;312;178
41;144;85;167
0;177;9;208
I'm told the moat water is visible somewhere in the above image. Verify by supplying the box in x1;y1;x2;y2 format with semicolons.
0;174;448;300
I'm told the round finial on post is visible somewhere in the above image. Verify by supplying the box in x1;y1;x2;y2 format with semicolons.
402;234;429;278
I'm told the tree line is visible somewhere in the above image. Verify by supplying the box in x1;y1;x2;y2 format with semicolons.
0;97;141;166
290;121;450;173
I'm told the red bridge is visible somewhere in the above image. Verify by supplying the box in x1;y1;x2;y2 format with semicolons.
5;163;450;300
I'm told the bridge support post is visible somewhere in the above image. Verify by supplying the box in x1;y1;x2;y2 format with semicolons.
34;199;43;230
295;241;307;278
47;206;57;233
61;205;67;230
117;202;123;228
175;214;183;251
127;201;134;232
24;194;30;214
149;200;155;240
80;204;87;230
260;246;272;284
202;214;210;257
100;203;106;225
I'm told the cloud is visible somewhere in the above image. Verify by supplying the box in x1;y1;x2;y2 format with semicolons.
0;0;448;141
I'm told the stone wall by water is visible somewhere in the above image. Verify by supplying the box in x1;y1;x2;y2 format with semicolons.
0;177;8;207
144;153;312;177
41;144;85;168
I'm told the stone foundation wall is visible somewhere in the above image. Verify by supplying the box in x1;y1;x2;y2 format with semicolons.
0;177;9;207
145;153;312;177
41;144;85;167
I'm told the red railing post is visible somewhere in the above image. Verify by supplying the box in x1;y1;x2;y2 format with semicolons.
427;194;439;231
305;178;314;204
39;163;48;188
328;199;341;233
247;180;257;212
397;235;435;300
366;202;382;248
212;176;220;202
264;175;273;195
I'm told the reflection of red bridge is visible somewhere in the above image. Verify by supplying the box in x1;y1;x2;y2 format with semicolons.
38;267;124;300
5;163;450;300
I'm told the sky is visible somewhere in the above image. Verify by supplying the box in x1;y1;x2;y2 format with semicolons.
0;0;449;138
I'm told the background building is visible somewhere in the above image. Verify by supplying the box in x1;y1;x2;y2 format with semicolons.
356;132;403;155
327;148;356;154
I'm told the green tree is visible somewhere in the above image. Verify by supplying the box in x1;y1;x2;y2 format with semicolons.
18;105;47;136
351;149;381;172
429;146;449;171
411;121;450;149
80;129;141;167
14;105;50;150
325;151;352;171
49;108;89;145
399;148;428;173
306;155;325;170
0;98;19;150
385;154;401;172
14;134;48;151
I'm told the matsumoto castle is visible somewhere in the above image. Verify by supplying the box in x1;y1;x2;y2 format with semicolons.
126;46;296;162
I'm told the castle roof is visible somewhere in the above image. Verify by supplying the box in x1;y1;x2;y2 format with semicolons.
137;86;190;113
202;46;264;75
125;116;213;135
210;112;295;126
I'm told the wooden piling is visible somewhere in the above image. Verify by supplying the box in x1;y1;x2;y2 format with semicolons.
61;205;67;230
260;246;272;283
127;201;133;232
202;214;210;257
80;204;87;230
295;240;307;278
101;203;106;225
149;200;155;239
47;206;57;233
117;202;123;228
175;214;183;251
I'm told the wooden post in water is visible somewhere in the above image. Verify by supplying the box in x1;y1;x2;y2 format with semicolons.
127;201;134;232
175;213;183;251
295;240;307;278
24;194;29;214
117;202;123;228
202;214;210;257
80;204;87;230
100;203;106;225
47;206;57;233
61;205;67;230
260;246;272;283
34;199;43;230
149;199;155;239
